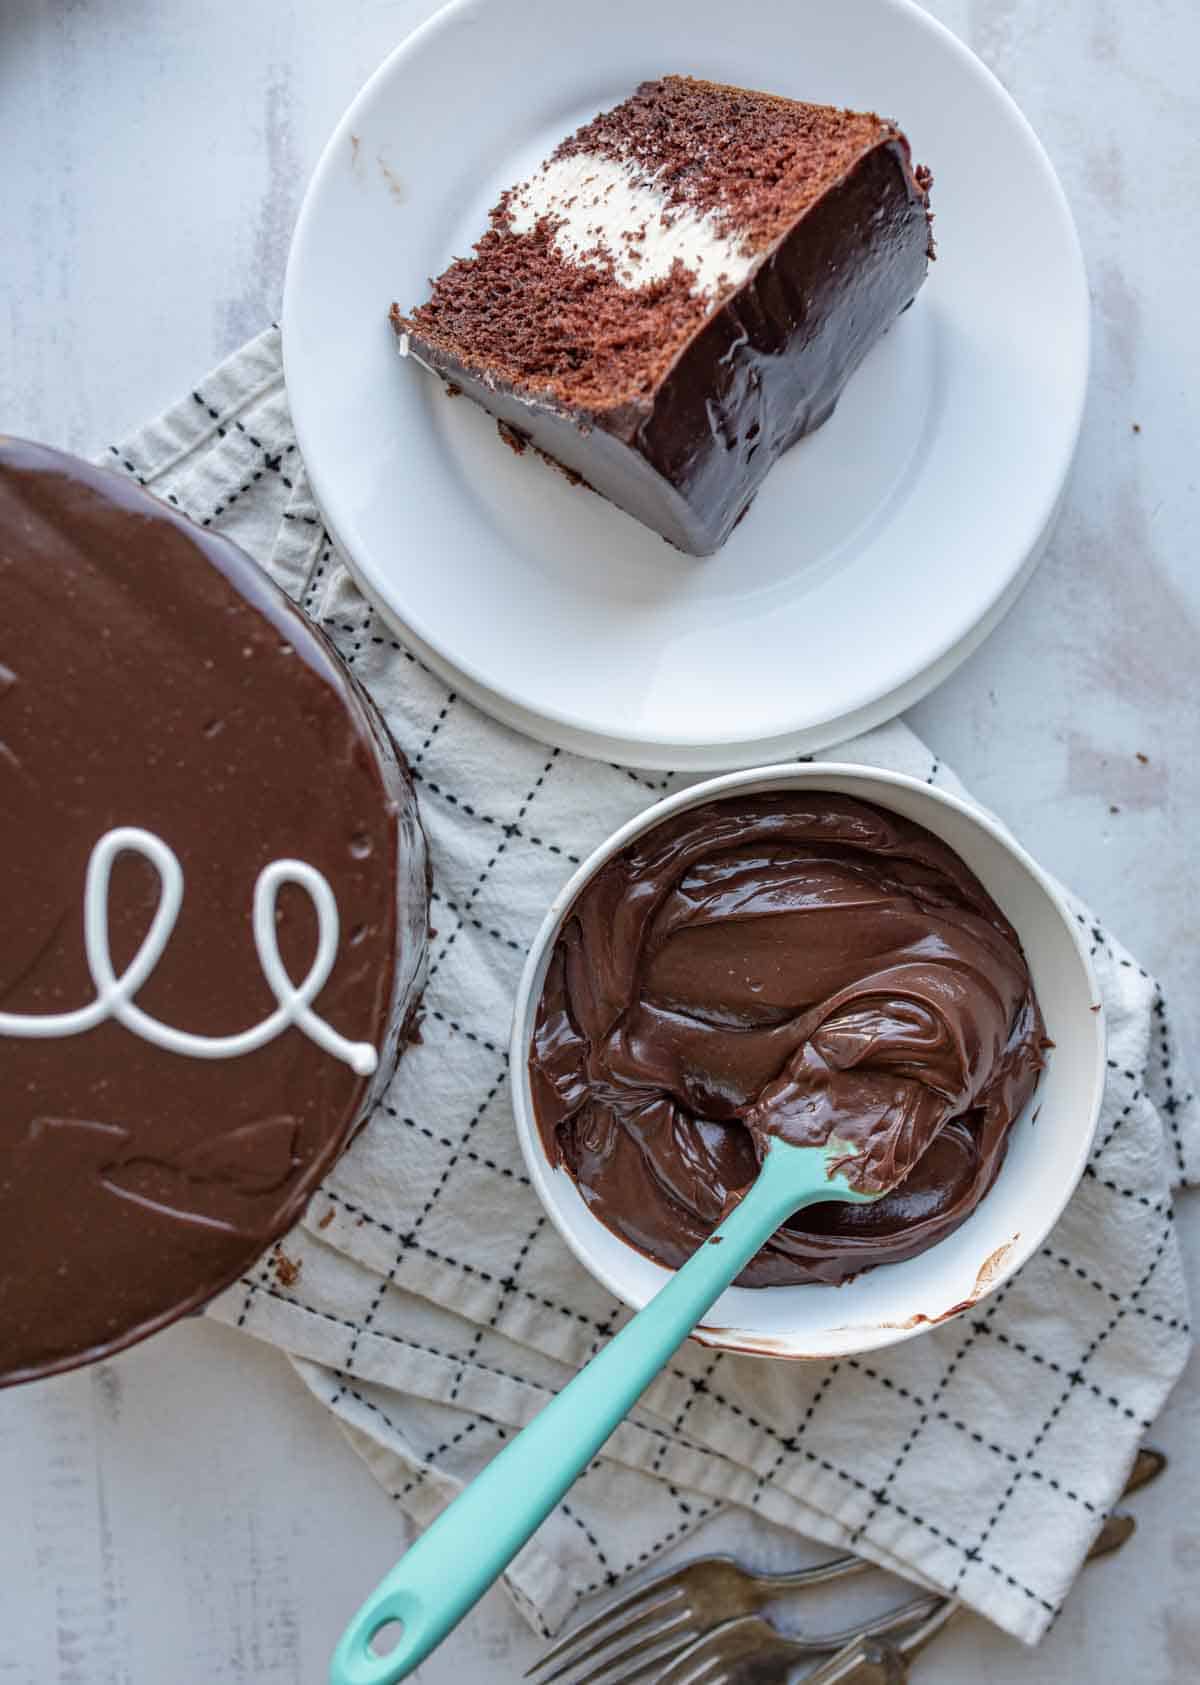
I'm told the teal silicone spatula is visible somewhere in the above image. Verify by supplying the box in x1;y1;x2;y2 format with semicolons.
330;1136;881;1685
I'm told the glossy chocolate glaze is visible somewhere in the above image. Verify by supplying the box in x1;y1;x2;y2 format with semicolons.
530;794;1045;1287
0;440;428;1386
394;136;931;555
624;139;930;549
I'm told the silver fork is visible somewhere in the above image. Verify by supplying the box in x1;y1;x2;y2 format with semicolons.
656;1456;1163;1685
530;1447;1168;1685
656;1596;959;1685
525;1553;940;1685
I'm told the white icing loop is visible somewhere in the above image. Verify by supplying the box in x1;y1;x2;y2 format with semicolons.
0;827;378;1077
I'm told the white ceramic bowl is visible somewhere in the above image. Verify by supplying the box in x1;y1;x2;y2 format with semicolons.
511;765;1105;1360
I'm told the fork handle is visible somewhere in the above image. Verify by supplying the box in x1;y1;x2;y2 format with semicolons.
330;1143;869;1684
749;1554;874;1593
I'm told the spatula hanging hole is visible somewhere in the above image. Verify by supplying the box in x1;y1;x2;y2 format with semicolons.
368;1618;404;1657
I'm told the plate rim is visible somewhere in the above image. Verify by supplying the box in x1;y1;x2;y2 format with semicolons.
283;0;1090;756
321;486;1059;770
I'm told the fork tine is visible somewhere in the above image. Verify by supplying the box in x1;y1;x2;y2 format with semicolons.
579;1624;701;1685
562;1608;696;1685
526;1586;686;1683
657;1651;726;1685
657;1621;784;1685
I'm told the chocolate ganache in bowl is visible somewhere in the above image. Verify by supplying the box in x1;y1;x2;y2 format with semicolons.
529;790;1048;1289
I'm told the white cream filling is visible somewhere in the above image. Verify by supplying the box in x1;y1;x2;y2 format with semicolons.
504;151;755;300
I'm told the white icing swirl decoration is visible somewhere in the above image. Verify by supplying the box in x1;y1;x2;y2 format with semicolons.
0;827;378;1076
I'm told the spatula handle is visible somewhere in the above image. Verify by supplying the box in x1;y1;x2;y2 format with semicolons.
330;1143;864;1684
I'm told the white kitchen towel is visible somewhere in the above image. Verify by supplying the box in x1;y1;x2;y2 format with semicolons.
99;327;1196;1647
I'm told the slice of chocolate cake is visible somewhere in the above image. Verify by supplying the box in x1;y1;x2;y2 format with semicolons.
391;76;933;556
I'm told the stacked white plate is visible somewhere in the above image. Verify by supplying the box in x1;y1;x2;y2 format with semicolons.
283;0;1088;770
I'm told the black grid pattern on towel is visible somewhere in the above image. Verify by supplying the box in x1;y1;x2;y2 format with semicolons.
102;327;1197;1648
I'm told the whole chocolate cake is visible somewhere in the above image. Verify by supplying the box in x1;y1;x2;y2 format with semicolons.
529;793;1045;1287
392;76;933;555
0;440;429;1387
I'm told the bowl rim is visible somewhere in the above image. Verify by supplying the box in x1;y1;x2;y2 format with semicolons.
509;762;1106;1359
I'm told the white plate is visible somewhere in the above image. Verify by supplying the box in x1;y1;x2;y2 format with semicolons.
329;491;1055;770
285;0;1088;762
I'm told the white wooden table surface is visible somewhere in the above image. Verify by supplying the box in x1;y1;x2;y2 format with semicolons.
2;1;1198;1680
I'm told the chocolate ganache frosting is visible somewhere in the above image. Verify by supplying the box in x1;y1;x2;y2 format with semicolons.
530;793;1045;1287
0;440;428;1386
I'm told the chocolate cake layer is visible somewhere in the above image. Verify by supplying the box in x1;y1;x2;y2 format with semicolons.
529;794;1045;1288
392;76;933;555
0;441;429;1386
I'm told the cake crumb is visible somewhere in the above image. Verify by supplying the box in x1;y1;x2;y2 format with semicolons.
532;443;586;487
274;1251;302;1287
1109;804;1120;814
1132;422;1141;433
378;152;406;203
1136;751;1149;764
444;382;462;398
318;1208;336;1230
498;419;529;455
